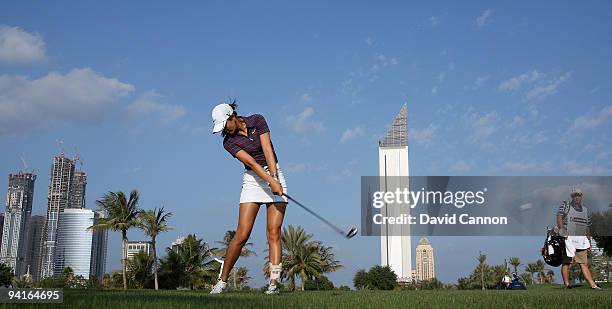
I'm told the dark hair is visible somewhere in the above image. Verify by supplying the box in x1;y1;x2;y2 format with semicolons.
221;99;238;138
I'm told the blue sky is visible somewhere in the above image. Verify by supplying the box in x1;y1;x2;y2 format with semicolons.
1;1;611;287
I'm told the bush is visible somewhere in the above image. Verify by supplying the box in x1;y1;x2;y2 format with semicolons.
353;265;398;290
304;275;334;290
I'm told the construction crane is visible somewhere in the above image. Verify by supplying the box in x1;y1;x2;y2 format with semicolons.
55;139;65;156
20;154;35;174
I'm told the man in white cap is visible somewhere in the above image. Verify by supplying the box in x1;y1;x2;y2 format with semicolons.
557;187;602;289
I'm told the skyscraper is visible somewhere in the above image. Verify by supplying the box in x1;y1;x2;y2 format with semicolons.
25;215;45;282
53;208;94;278
378;104;412;282
69;170;87;209
415;238;435;282
39;152;75;279
1;172;36;276
89;210;108;282
0;214;4;250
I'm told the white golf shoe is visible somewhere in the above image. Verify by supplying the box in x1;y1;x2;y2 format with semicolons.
210;280;228;294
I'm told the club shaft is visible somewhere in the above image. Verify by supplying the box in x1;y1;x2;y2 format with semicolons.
284;194;345;235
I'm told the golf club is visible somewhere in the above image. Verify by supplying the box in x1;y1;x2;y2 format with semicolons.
283;193;358;239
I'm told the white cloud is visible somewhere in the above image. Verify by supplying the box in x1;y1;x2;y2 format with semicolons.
339;127;364;143
0;68;134;135
450;160;472;173
365;36;374;47
568;105;612;133
462;110;499;143
285;107;325;135
525;72;571;100
499;70;544;92
126;90;187;125
500;160;553;173
472;76;489;89
475;9;493;29
431;86;438;94
375;53;399;67
499;70;571;101
562;160;605;175
429;16;441;27
507;115;525;128
409;124;437;146
284;162;308;174
0;25;46;63
511;131;547;145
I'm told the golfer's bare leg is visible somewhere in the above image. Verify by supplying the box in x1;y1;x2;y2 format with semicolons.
266;202;287;282
561;264;570;286
220;202;260;281
579;264;598;288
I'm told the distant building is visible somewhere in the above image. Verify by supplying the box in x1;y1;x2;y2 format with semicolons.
415;238;435;282
171;236;186;252
68;171;87;209
1;172;36;276
53;208;94;278
25;215;45;282
379;104;412;282
126;241;153;260
39;153;76;279
89;210;108;282
0;214;4;249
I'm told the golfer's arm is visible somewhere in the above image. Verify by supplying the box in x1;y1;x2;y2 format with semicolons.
259;132;278;177
556;214;564;228
234;150;275;184
586;226;591;240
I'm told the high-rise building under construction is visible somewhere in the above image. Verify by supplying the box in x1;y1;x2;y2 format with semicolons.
0;172;36;276
38;152;76;279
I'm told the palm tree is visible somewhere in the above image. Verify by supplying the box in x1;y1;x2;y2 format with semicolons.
546;269;555;283
89;190;142;290
231;267;251;290
213;230;257;258
136;206;173;290
477;251;487;290
127;251;154;289
262;225;343;291
525;263;539;284
535;260;548;284
317;244;343;273
179;234;210;289
213;230;256;289
509;257;521;273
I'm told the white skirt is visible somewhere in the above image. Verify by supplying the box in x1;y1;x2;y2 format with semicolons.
239;163;288;204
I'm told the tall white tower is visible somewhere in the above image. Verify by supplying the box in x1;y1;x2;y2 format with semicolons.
378;104;412;282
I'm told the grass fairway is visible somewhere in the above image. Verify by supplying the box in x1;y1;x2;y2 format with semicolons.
2;283;610;308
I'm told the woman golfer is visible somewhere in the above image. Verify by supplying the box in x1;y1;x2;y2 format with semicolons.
210;101;288;295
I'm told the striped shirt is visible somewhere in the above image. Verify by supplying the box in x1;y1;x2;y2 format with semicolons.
558;201;591;227
223;114;278;170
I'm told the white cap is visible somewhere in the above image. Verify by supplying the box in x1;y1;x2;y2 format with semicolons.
211;103;234;134
571;187;583;196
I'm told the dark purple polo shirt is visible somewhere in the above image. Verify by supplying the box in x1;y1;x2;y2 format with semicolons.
223;114;279;170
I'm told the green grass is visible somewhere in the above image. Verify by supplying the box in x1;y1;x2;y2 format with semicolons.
1;283;611;308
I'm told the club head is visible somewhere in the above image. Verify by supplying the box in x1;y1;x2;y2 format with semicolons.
345;227;358;239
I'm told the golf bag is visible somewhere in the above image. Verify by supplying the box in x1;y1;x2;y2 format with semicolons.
541;226;565;267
